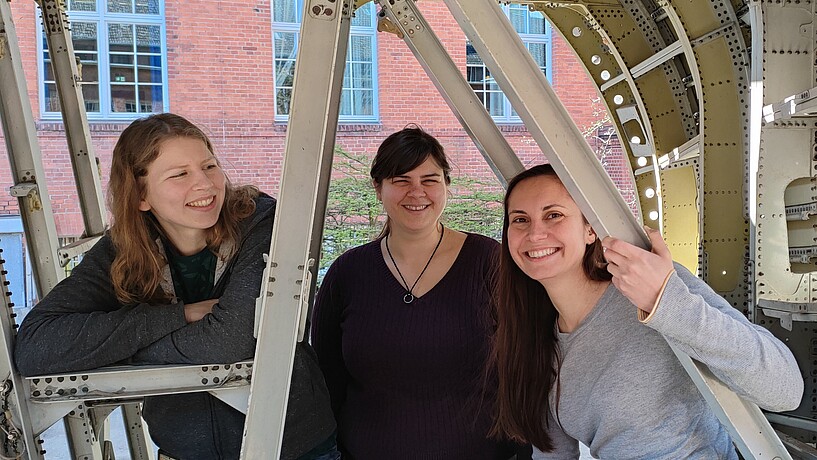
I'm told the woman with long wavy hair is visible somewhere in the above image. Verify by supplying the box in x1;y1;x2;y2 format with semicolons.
491;164;802;458
14;113;338;460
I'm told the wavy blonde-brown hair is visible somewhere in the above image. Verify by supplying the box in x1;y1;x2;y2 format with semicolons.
108;113;258;304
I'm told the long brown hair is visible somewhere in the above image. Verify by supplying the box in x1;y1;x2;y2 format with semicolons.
490;164;610;450
108;113;258;303
370;125;451;237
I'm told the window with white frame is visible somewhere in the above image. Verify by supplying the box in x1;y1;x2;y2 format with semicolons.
272;0;378;122
466;5;550;122
40;0;167;119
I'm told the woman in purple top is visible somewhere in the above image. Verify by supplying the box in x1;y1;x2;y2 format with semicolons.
311;127;527;459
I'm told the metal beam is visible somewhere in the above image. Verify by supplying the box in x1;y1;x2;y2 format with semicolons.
600;40;684;92
26;361;252;405
443;0;647;246
0;0;63;295
37;0;107;238
241;0;352;457
378;0;523;186
121;403;157;460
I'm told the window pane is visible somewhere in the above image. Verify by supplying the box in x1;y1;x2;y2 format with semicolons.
69;0;96;11
44;83;61;112
274;32;297;59
72;22;97;50
339;89;352;116
273;0;298;23
487;92;505;117
274;61;295;87
485;68;499;91
111;84;137;112
81;84;100;112
466;42;481;66
137;55;163;83
351;2;373;27
108;0;133;13
111;63;134;82
350;63;372;89
349;35;371;62
342;63;350;88
44;63;56;82
527;42;546;68
136;25;162;53
355;90;373;116
137;65;162;83
135;0;160;14
110;54;134;83
138;85;163;112
276;88;292;115
109;24;134;53
81;62;99;82
509;6;526;34
137;54;163;68
529;11;546;35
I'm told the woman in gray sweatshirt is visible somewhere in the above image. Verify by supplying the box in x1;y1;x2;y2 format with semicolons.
490;164;803;459
14;113;337;460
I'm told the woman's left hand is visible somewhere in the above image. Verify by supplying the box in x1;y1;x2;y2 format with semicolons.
602;226;674;314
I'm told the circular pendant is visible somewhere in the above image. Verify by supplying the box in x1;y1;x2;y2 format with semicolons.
403;293;415;304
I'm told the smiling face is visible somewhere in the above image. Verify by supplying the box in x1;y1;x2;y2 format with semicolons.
375;156;447;235
138;136;226;254
506;174;596;287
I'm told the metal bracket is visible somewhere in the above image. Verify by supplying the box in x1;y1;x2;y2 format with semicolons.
761;308;817;331
57;235;104;267
297;259;314;343
789;246;817;264
9;183;42;212
763;87;817;122
785;203;817;221
377;15;403;39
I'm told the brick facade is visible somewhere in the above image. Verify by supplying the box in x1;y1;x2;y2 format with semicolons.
1;1;629;238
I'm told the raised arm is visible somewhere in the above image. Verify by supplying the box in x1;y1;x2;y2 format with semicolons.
14;237;187;376
602;228;803;412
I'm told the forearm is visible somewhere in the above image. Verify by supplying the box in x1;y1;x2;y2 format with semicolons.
15;302;187;375
131;301;256;364
646;266;803;411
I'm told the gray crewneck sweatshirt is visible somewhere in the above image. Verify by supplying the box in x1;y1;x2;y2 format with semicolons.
533;263;802;459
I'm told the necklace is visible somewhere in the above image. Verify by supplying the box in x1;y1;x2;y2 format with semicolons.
385;222;445;304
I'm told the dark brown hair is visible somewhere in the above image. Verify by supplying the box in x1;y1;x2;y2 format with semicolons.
490;164;610;450
108;113;258;303
370;125;451;237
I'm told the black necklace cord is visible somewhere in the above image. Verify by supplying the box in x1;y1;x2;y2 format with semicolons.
385;222;445;304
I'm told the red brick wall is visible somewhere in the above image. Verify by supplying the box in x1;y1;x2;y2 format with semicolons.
0;0;628;237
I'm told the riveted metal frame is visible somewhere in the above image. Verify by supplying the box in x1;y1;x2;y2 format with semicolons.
752;0;817;442
241;0;352;457
668;0;752;302
36;0;107;238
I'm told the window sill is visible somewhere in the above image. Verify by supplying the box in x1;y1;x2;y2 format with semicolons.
273;122;383;133
37;120;135;133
